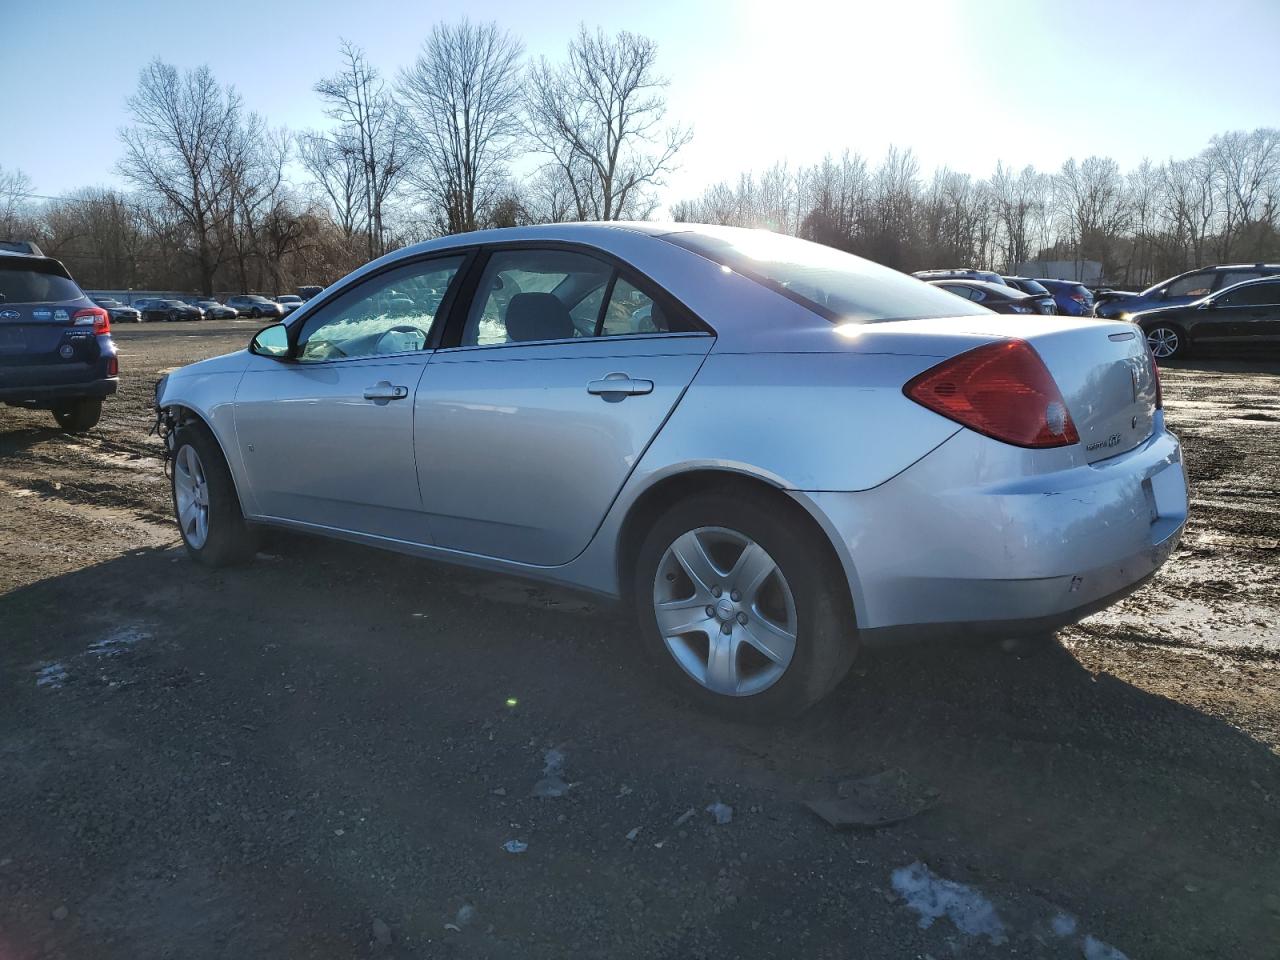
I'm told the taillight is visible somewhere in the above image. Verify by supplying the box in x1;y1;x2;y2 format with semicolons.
72;306;110;335
1070;293;1087;302
1148;348;1163;409
106;356;119;377
904;339;1080;448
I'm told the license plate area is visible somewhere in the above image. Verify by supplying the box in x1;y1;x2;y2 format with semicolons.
0;328;27;353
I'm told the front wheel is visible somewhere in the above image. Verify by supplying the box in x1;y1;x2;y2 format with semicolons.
52;398;102;433
1146;325;1184;361
171;420;256;566
633;489;856;718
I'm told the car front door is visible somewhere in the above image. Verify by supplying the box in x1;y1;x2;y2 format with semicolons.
1210;280;1280;342
233;254;467;543
414;246;714;566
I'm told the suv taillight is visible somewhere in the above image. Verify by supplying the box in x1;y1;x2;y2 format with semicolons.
72;306;110;335
903;339;1080;448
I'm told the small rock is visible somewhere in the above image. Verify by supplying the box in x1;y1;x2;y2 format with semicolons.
673;807;697;827
625;827;641;842
334;828;345;837
502;839;528;854
491;787;507;797
456;904;477;927
706;802;733;825
371;917;392;947
51;905;69;921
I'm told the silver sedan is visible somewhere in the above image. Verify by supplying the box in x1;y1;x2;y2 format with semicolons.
154;223;1187;716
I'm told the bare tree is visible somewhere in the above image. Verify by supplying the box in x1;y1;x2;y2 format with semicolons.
315;40;411;258
299;129;367;242
398;20;524;234
118;61;243;294
526;26;691;221
0;166;35;238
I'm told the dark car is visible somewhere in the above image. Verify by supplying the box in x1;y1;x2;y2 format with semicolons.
929;278;1054;315
1000;277;1059;313
92;297;143;324
1032;278;1095;317
142;299;203;322
225;294;285;319
1094;263;1280;319
297;285;323;301
913;268;1009;286
0;252;118;432
0;239;45;256
188;298;238;320
1135;276;1280;361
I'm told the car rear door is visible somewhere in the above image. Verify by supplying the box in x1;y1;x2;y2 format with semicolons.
414;245;713;566
232;254;468;543
0;260;101;391
1214;280;1280;341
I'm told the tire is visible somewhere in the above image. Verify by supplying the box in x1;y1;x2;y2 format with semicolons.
52;398;102;433
170;419;256;567
249;308;261;319
1145;324;1185;361
633;488;856;719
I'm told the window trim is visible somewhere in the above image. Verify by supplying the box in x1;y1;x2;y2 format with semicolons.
436;240;712;351
285;250;476;365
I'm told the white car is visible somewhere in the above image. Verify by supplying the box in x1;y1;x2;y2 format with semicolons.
154;223;1187;716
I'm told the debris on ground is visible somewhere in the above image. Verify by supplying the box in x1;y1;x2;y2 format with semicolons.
502;839;528;854
370;917;392;947
455;904;477;927
51;905;69;921
625;826;641;842
531;747;570;798
890;861;1007;944
673;807;697;827
706;802;733;825
804;768;939;830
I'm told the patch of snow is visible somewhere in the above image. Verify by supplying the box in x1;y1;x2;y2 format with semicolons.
1082;934;1130;960
88;625;150;657
1052;913;1079;937
36;663;68;689
890;862;1007;944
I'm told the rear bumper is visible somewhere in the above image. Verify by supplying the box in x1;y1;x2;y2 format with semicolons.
0;377;118;405
797;418;1187;636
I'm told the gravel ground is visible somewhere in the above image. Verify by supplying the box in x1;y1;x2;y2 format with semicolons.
1;319;1278;959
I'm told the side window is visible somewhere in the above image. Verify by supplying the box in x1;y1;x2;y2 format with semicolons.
1216;271;1261;291
1166;272;1214;298
941;284;972;300
1221;282;1280;307
296;256;464;362
601;277;677;335
462;249;612;346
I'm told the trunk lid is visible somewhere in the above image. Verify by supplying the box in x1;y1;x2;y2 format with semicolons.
859;315;1159;462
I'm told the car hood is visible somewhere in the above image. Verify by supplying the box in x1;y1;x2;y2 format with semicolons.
166;349;251;382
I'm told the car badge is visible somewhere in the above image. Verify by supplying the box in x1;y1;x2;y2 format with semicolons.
33;308;52;320
53;309;69;322
0;309;19;320
59;344;75;358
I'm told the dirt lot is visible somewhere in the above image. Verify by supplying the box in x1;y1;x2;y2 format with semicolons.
1;319;1278;959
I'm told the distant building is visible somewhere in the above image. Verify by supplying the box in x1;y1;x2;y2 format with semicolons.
1013;260;1103;285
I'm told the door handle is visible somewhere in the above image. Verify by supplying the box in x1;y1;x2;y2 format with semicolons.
363;381;409;401
587;372;654;401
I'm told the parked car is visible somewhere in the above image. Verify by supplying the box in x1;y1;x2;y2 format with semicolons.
225;295;285;319
1001;276;1058;305
1033;278;1096;317
912;268;1008;286
188;298;238;320
131;297;160;313
929;278;1055;314
1133;275;1280;361
142;299;204;322
297;285;323;301
92;297;143;323
0;251;117;432
155;223;1185;717
1094;264;1280;319
274;294;305;314
0;239;45;256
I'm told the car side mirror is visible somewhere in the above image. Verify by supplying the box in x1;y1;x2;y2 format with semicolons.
250;323;291;359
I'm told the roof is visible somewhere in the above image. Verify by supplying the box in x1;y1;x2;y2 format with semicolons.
928;278;1026;296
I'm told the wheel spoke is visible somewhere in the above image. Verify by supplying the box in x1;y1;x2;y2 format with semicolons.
179;500;198;532
670;530;722;593
655;599;716;637
727;542;775;602
741;615;797;665
705;630;738;694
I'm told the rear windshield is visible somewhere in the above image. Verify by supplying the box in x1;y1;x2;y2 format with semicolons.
664;228;988;323
1015;279;1050;295
0;266;82;304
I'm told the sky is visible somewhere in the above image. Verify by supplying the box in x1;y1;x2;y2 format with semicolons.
4;0;1279;214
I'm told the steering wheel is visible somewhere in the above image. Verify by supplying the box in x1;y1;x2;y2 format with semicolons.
375;324;428;352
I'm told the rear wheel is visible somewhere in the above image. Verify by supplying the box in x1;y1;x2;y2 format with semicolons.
171;419;256;566
1146;325;1184;361
249;307;261;319
51;398;102;433
633;489;856;719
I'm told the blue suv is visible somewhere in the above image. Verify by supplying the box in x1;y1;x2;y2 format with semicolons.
1095;264;1280;319
0;251;118;432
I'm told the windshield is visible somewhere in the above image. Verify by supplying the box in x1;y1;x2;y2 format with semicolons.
664;228;988;322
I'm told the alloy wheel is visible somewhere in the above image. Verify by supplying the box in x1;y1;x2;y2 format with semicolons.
1147;326;1180;359
652;526;798;696
174;444;210;549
